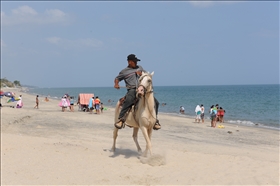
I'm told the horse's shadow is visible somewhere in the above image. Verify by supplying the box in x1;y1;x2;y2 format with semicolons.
105;148;141;159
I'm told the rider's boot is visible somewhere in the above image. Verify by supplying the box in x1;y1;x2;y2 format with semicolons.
153;119;161;130
115;119;125;129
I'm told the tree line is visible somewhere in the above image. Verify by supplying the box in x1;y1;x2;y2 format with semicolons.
0;78;21;87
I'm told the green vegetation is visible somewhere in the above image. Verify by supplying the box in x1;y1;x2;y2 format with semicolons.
0;78;21;88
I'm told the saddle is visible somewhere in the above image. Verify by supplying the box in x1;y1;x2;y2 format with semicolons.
118;96;139;111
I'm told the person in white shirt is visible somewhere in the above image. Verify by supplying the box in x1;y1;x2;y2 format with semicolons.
180;106;185;114
195;105;201;123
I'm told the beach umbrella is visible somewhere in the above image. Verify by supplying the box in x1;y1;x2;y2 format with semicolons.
4;92;15;97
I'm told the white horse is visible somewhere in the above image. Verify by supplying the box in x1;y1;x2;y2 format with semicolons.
112;71;157;157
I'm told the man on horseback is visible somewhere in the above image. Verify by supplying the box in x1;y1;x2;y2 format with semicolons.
114;54;161;130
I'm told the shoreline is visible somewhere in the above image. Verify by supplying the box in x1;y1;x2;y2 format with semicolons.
22;86;280;131
159;111;280;132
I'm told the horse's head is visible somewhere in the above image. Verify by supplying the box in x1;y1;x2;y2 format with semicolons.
137;71;154;97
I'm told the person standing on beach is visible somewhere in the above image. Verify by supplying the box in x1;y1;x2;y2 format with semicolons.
200;104;205;123
114;54;161;130
61;96;68;112
218;107;226;123
88;97;95;114
195;105;201;123
34;95;39;109
210;105;217;127
215;104;219;122
94;96;101;114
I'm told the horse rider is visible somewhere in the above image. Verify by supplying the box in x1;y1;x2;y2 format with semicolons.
114;54;161;130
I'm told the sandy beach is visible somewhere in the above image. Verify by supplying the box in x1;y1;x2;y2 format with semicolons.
1;88;279;185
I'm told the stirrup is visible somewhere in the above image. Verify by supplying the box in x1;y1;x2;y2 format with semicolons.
114;120;124;129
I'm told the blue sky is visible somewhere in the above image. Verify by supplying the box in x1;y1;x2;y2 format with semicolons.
1;1;279;88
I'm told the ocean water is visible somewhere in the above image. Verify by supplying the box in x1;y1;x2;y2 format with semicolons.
27;84;279;130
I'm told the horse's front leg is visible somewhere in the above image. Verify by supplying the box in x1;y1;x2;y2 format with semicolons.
132;127;142;153
112;127;118;152
112;101;121;152
140;126;152;157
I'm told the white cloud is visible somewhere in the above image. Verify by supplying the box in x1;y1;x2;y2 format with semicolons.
77;38;103;47
46;37;103;48
45;9;66;18
12;5;38;16
2;5;71;26
46;37;62;44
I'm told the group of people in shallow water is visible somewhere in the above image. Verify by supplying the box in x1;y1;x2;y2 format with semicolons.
194;104;226;127
180;104;226;128
209;104;226;128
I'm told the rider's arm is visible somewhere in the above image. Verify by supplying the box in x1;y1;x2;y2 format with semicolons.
114;78;120;89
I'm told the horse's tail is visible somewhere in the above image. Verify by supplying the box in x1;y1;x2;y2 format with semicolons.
114;101;121;123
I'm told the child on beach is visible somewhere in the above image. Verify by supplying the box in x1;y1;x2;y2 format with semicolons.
100;103;104;113
70;97;75;112
16;95;23;108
